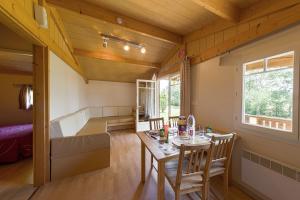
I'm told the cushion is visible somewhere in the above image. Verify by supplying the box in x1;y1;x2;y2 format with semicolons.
77;118;107;136
165;159;204;190
59;115;79;137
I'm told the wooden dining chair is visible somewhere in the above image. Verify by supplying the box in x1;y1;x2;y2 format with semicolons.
149;117;164;167
209;133;236;195
169;116;179;128
149;117;164;130
164;142;215;200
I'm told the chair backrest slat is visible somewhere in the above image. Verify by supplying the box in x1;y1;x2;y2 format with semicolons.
169;116;179;128
149;117;164;130
176;142;215;187
211;133;236;168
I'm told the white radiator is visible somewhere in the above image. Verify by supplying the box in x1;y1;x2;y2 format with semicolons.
241;150;300;200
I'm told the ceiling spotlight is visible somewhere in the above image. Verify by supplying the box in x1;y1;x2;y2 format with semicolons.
102;37;108;48
116;17;123;25
123;44;130;51
140;47;146;54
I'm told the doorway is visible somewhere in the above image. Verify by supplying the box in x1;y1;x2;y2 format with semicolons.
0;20;49;199
159;74;181;122
136;79;156;131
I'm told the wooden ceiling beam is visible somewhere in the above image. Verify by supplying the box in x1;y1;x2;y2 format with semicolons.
192;0;239;22
46;0;182;45
74;48;160;69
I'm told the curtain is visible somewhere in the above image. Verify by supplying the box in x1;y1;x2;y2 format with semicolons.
19;85;33;110
144;82;155;119
180;57;191;116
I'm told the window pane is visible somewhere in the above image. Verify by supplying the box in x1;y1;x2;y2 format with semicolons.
244;59;264;75
243;52;294;132
159;80;169;121
170;83;180;116
170;74;180;85
266;52;294;71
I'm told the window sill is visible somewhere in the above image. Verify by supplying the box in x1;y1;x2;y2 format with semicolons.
234;122;299;144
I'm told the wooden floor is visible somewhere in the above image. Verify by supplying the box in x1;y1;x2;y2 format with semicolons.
0;158;35;200
31;130;253;200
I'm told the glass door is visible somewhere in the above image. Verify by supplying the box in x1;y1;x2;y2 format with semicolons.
159;74;181;121
136;79;156;131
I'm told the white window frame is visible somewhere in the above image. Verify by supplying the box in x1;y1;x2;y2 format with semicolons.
235;50;299;142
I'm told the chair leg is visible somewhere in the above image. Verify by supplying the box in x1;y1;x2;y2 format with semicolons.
151;155;153;168
202;182;209;200
223;172;229;196
175;190;180;200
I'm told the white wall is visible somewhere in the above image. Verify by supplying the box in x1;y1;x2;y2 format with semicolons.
191;57;235;132
49;51;88;120
49;52;136;120
191;24;300;198
87;80;136;107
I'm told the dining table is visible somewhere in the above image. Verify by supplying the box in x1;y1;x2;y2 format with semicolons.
136;130;217;200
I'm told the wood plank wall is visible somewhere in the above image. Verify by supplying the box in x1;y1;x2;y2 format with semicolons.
186;3;300;65
160;2;300;74
0;0;84;76
159;45;184;77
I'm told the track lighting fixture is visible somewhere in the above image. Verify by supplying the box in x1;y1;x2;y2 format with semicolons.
99;33;146;53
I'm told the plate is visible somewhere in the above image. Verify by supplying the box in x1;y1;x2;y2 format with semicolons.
159;144;178;155
172;136;210;147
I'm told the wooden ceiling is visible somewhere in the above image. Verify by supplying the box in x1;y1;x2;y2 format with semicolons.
79;56;156;82
47;0;269;83
0;23;33;75
85;0;218;35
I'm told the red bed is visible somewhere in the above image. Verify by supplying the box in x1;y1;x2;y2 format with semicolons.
0;124;33;163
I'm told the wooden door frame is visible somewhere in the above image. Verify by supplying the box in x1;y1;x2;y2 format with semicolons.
0;14;50;187
33;45;50;186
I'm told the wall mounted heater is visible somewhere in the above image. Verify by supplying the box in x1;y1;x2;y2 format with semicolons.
242;150;300;200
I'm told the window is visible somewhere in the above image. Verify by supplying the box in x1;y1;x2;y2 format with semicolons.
159;74;181;121
169;75;180;116
19;85;33;110
242;52;294;132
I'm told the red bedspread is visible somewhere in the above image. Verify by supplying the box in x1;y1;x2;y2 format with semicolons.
0;124;33;163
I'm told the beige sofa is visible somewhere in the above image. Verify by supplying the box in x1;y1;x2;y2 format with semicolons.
50;106;135;181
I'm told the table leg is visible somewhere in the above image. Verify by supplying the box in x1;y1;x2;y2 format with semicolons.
157;160;165;200
141;142;145;183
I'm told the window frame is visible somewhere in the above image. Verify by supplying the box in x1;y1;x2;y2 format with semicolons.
235;50;299;142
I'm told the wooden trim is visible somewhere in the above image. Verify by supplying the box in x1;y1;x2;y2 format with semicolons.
0;67;32;76
191;0;239;22
46;0;182;45
49;7;80;66
158;63;181;78
0;48;32;56
33;45;50;186
74;48;160;68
